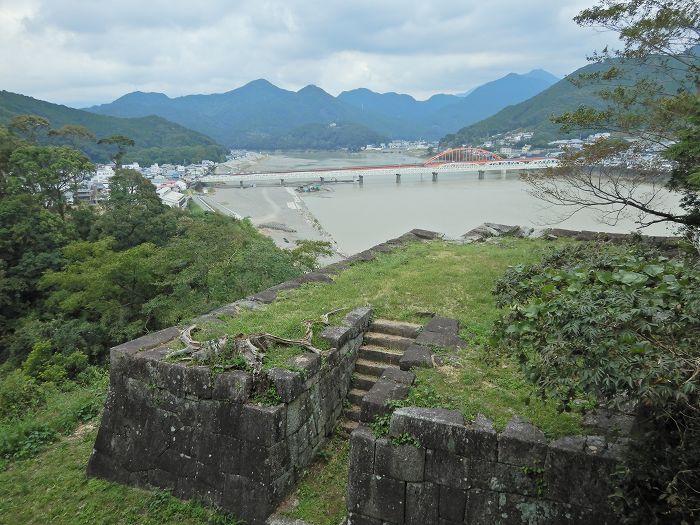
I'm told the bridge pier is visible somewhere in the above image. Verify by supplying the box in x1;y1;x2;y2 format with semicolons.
395;173;401;184
478;170;485;180
501;169;507;180
358;175;363;185
280;178;285;186
432;171;438;182
320;176;324;183
239;180;243;188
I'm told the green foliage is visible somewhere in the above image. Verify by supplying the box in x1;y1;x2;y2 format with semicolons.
91;169;178;250
8;115;49;143
0;91;228;164
252;385;282;407
493;241;700;523
369;412;392;438
290;239;334;271
0;370;46;420
0;367;108;467
9;144;94;218
97;135;134;167
390;432;421;448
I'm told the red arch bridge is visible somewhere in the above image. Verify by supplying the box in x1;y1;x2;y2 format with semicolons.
200;147;559;184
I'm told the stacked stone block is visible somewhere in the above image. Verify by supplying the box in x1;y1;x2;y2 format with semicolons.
347;407;625;525
88;307;372;524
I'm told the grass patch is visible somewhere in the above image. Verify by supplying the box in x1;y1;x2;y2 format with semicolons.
406;351;587;438
0;368;109;469
279;435;349;525
199;238;561;345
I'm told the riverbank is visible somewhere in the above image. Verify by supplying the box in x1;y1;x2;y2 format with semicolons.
200;185;346;263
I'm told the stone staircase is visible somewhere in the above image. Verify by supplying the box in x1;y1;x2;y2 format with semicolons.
340;319;421;433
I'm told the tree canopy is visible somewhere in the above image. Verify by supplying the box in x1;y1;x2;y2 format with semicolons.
526;0;700;236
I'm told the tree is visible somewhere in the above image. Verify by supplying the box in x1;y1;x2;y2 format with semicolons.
91;169;177;249
525;0;699;237
40;239;159;347
8;115;50;144
9;145;94;219
0;125;25;196
97;135;135;167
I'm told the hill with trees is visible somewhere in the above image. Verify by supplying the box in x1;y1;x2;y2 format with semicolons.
0;91;228;164
440;59;693;148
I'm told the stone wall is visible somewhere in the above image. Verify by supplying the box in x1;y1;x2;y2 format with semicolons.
88;307;372;525
347;408;627;525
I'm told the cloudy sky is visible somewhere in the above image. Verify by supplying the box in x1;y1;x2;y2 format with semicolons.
0;0;612;107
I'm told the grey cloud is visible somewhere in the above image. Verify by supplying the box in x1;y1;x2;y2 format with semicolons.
0;0;610;106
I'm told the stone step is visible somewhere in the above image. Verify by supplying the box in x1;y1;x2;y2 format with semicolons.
344;405;360;421
347;388;367;406
359;345;403;365
351;373;377;391
363;332;414;351
340;419;359;434
355;358;393;377
370;319;422;339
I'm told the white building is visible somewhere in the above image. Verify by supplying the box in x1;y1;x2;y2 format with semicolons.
157;187;189;209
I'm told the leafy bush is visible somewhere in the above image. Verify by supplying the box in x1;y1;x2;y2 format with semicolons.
493;242;699;523
0;369;46;420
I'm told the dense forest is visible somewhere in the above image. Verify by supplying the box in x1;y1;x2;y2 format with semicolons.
0;123;329;443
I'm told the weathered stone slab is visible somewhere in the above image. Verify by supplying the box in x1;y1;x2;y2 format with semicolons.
390;407;465;453
425;448;469;489
267;368;304;403
347;471;406;523
238;403;286;445
380;367;415;385
212;370;251;402
439;485;467;522
498;416;548;468
415;331;466;349
453;415;497;461
399;344;434;370
374;438;425;481
349;424;376;476
110;326;181;358
406;481;439;525
360;380;410;423
410;228;442;240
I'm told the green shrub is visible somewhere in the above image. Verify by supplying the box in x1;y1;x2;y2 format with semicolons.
0;370;47;420
493;242;700;523
23;341;89;384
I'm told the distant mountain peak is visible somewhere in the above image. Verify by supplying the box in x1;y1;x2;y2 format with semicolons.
523;69;559;83
114;91;170;102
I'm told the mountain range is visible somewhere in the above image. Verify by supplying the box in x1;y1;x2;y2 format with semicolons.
84;70;559;148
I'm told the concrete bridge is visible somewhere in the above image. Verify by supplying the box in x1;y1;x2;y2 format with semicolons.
200;147;559;185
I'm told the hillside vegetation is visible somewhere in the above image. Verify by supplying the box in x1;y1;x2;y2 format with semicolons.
0;91;228;164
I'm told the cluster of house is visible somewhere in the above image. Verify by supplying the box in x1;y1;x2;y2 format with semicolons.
364;140;437;151
479;131;614;158
74;160;216;208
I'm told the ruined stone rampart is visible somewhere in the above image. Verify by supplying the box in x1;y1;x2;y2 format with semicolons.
347;408;628;525
88;307;372;524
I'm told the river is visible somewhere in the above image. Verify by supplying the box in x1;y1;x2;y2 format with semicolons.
212;151;680;256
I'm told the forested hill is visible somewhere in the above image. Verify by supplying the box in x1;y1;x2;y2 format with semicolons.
0;90;228;164
84;70;559;147
440;58;693;148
